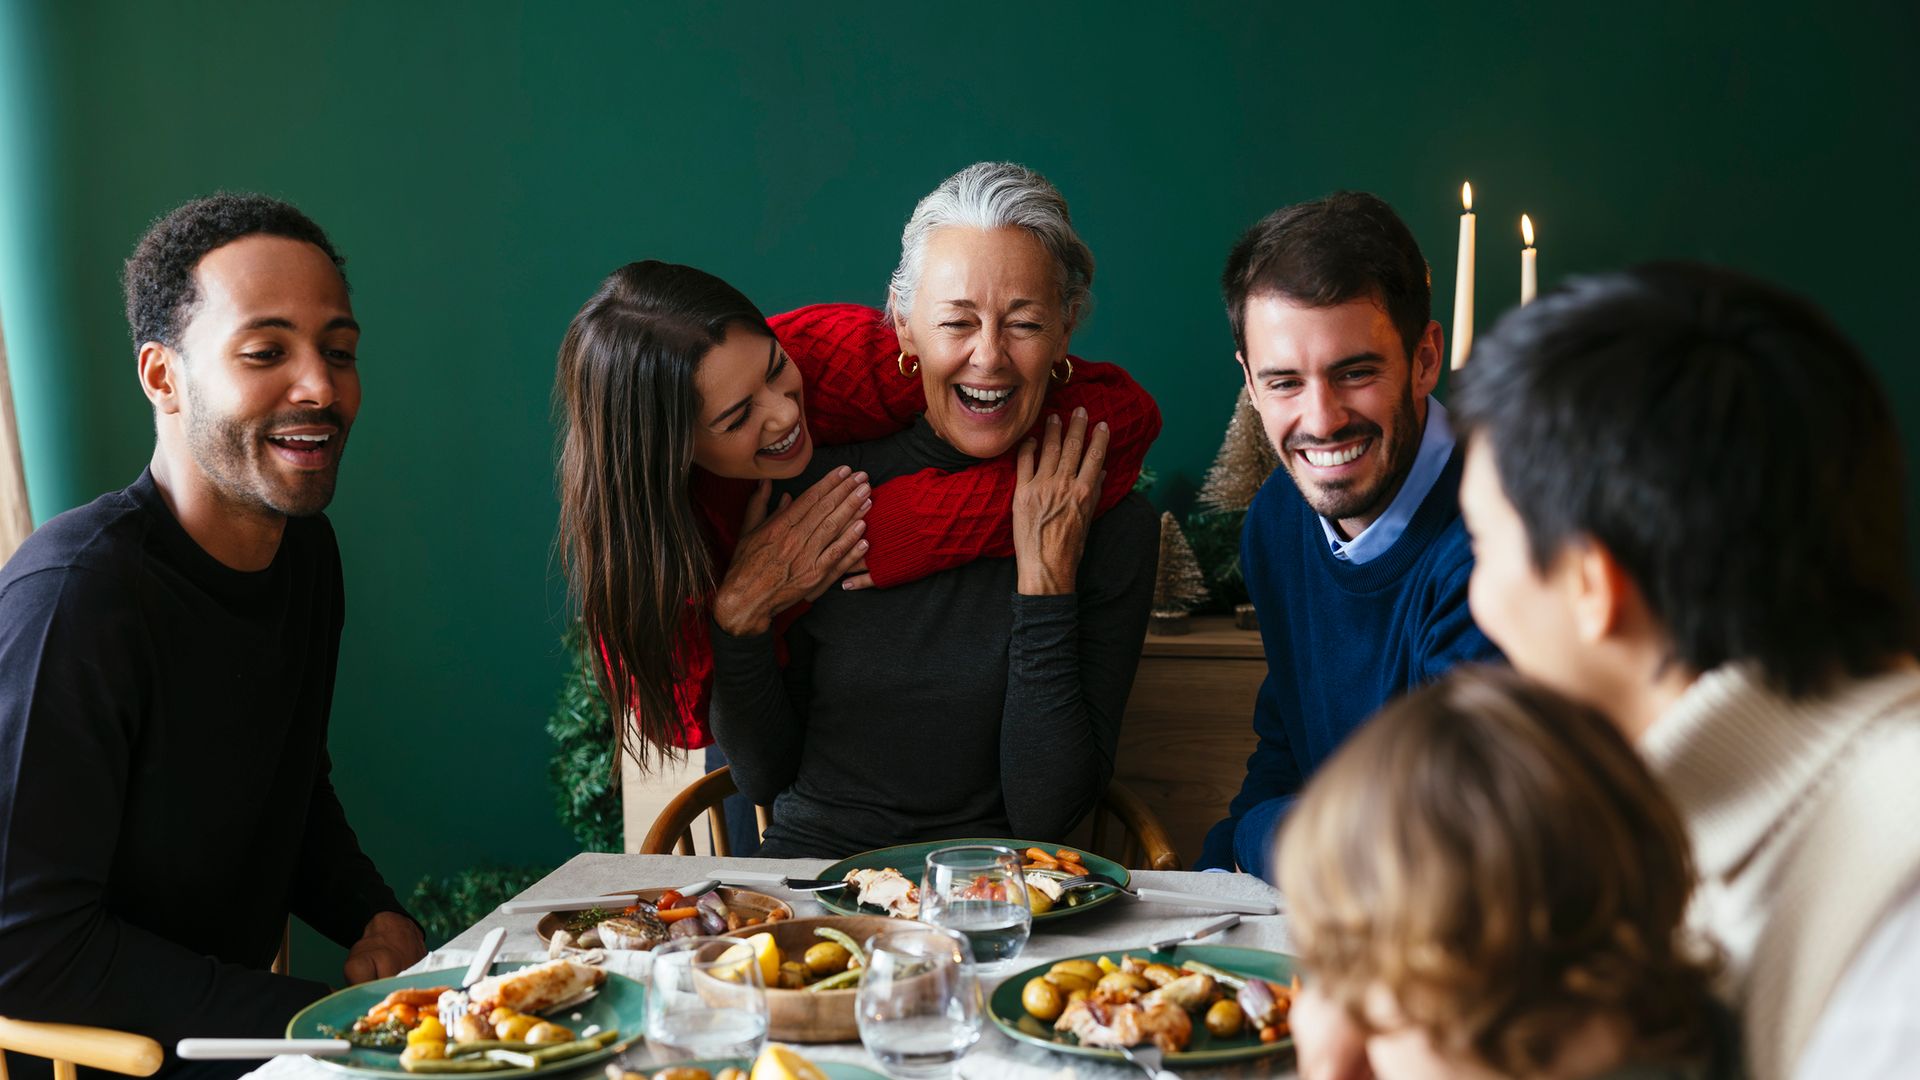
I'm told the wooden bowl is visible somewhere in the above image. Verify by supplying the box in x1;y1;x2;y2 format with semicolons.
761;915;901;1043
534;886;794;946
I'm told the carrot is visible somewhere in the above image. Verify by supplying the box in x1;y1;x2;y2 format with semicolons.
657;906;702;922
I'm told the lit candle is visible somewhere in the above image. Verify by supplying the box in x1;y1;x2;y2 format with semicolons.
1520;214;1538;306
1450;182;1475;370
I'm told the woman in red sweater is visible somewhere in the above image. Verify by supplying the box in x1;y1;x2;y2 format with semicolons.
555;215;1159;778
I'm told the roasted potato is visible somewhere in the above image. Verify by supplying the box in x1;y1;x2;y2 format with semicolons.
1021;978;1064;1021
1097;971;1151;996
1049;959;1103;985
1206;999;1246;1038
804;941;851;976
649;1069;711;1080
525;1020;573;1044
494;1012;539;1041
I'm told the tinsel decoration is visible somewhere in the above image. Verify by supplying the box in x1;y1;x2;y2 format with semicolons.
1196;387;1282;514
1152;512;1209;634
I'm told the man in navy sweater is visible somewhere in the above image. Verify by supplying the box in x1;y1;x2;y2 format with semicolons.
1198;192;1500;877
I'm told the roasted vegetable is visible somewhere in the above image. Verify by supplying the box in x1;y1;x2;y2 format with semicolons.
1097;971;1151;996
812;927;867;969
1022;978;1064;1021
804;941;851;976
1205;999;1245;1038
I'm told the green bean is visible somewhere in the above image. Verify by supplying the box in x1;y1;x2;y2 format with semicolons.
1179;959;1251;990
483;1049;539;1069
400;1057;512;1074
813;927;867;968
804;968;863;993
448;1040;537;1057
528;1029;620;1063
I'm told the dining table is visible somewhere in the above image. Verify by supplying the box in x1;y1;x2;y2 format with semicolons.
242;852;1300;1080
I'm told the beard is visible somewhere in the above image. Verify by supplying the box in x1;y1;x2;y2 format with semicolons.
182;382;346;519
1281;381;1421;524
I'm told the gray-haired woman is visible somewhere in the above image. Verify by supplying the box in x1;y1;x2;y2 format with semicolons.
707;162;1161;857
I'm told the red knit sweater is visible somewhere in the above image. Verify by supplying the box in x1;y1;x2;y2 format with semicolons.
659;302;1161;748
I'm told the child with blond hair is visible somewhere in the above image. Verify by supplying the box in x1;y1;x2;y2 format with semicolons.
1278;667;1740;1080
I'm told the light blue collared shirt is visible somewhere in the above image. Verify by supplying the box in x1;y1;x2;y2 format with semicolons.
1317;397;1456;564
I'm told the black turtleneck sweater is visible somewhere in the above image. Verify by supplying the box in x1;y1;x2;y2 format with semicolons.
0;470;406;1060
709;417;1158;858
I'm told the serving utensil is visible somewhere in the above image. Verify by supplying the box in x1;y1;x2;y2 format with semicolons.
499;879;720;915
1149;913;1241;951
1055;873;1278;916
1117;1041;1181;1080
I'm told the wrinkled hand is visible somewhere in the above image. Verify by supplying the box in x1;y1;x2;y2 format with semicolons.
713;466;870;635
1292;980;1375;1080
344;911;426;985
1013;408;1108;596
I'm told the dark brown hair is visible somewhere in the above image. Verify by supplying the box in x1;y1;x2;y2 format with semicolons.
554;260;773;767
1279;666;1716;1075
1454;262;1915;696
1220;191;1431;359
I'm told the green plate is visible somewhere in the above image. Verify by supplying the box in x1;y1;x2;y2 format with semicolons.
816;838;1130;923
988;943;1296;1066
647;1060;887;1079
285;962;644;1076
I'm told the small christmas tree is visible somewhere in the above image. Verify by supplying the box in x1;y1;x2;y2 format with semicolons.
1152;512;1209;635
1197;387;1282;514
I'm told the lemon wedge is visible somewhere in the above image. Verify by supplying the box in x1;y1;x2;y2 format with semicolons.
716;932;782;987
751;1044;828;1080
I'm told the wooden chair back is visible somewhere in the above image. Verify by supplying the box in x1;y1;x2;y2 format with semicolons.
0;1018;162;1080
640;767;1180;870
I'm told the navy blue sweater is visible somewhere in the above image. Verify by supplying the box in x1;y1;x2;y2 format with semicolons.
1198;447;1500;875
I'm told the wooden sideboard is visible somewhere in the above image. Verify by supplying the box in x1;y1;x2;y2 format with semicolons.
1112;616;1265;869
621;615;1268;868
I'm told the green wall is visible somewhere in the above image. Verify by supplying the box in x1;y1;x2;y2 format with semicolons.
3;1;1915;982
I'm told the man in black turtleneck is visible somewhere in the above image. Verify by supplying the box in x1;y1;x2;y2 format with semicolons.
0;194;423;1074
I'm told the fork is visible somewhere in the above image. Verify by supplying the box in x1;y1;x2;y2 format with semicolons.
1054;873;1279;916
1117;1042;1180;1079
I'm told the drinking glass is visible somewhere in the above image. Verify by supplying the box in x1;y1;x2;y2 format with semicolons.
643;934;770;1062
917;843;1032;968
855;925;982;1079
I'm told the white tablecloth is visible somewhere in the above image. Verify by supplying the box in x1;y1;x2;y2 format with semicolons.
245;853;1298;1080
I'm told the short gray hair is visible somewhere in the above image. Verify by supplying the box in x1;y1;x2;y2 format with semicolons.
885;161;1095;332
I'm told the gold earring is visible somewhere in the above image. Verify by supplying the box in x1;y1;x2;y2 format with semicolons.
1050;356;1073;384
898;352;919;377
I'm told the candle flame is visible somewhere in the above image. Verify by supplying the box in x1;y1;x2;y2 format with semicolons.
1521;214;1535;247
1462;182;1473;212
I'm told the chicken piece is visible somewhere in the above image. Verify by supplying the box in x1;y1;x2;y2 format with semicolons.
468;958;606;1015
844;868;921;918
1141;973;1215;1012
1056;994;1194;1054
597;910;668;950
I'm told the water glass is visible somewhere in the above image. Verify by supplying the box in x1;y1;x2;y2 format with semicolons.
643;934;770;1062
855;925;982;1079
917;843;1032;967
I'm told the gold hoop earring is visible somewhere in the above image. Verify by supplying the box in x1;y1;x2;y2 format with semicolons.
1050;356;1073;384
898;352;919;377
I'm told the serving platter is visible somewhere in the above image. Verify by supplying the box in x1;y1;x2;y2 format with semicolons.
816;838;1128;923
987;943;1296;1067
534;885;794;946
285;962;644;1076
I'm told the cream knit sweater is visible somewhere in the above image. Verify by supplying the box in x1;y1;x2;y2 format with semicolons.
1640;660;1920;1080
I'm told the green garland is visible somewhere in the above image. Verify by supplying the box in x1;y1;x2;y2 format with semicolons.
407;622;623;947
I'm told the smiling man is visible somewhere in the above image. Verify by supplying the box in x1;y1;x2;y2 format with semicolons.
1197;192;1500;877
0;194;422;1074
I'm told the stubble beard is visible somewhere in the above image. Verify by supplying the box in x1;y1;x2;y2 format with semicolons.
181;379;343;519
1280;383;1421;524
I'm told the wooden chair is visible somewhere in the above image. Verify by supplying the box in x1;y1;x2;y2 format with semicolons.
641;766;1181;870
0;1018;162;1080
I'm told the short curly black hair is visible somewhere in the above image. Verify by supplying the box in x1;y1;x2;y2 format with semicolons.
122;192;348;348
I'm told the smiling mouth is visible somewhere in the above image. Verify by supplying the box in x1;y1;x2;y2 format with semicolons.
758;424;803;458
1299;439;1371;469
266;431;335;467
955;384;1015;415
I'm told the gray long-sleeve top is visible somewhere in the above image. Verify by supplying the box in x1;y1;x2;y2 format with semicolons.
709;417;1157;858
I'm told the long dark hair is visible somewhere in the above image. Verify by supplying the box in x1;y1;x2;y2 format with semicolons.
555;260;774;768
